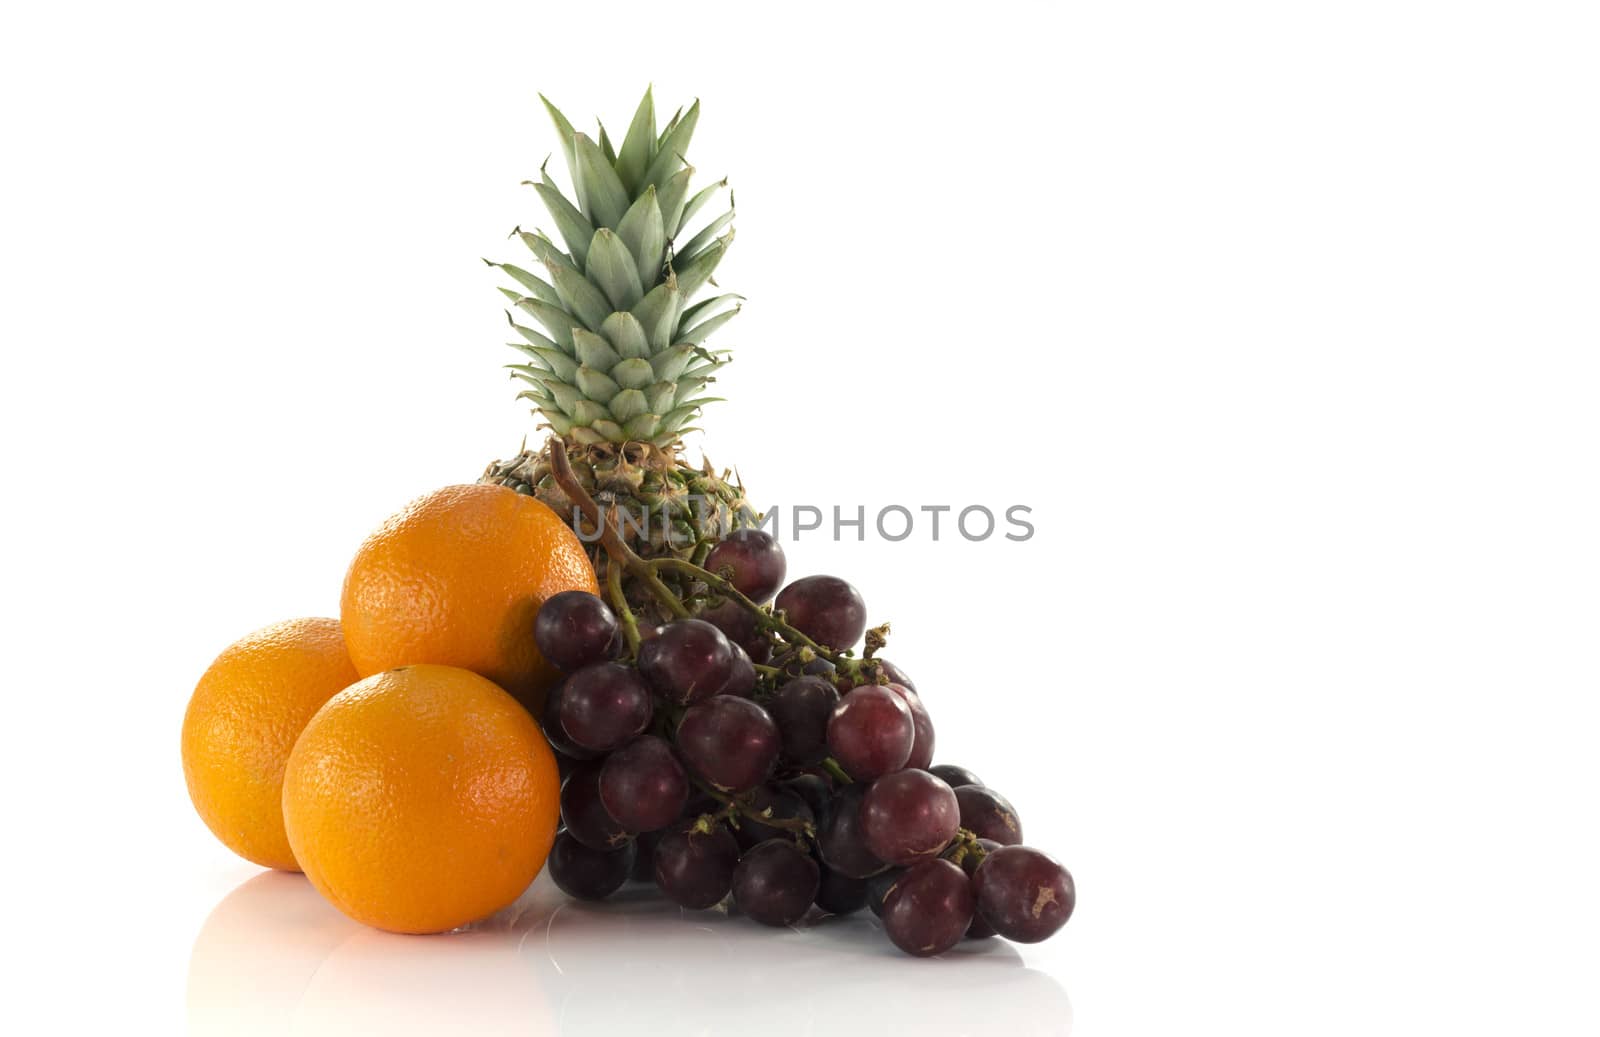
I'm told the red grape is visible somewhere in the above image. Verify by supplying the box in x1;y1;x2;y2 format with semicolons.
774;575;868;651
827;685;913;780
860;769;960;867
881;858;975;957
929;764;983;789
653;822;741;909
540;682;598;761
972;845;1076;943
717;640;758;698
732;839;819;927
885;682;935;770
814;866;869;915
676;696;780;793
954;785;1023;846
558;662;652;752
768;676;839;764
560;762;631;851
535;591;620;672
816;784;888;879
734;783;814;849
704;529;787;603
599;735;689;833
876;658;917;692
547;831;634;901
637;618;735;704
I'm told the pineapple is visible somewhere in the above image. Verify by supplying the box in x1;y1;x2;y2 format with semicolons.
480;88;754;592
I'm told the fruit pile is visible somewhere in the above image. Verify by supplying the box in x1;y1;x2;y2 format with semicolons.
533;442;1075;957
181;88;1075;957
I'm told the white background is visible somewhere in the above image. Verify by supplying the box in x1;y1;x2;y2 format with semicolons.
3;1;1598;1034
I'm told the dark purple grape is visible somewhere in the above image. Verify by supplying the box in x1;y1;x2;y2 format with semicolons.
705;529;788;603
547;831;634;901
929;764;984;789
814;866;870;915
717;641;757;698
882;858;975;957
781;772;834;820
560;763;631;851
827;685;914;780
540;683;598;761
865;866;905;918
860;769;960;867
676;696;780;793
732;839;820;927
599;735;689;833
774;575;868;651
816;784;888;879
535;591;621;672
698;598;777;667
637;618;735;704
955;785;1023;846
972;845;1076;943
653;822;741;909
957;839;1003;939
555;750;580;784
885;682;935;770
735;784;815;849
558;662;652;752
876;658;916;692
768;676;840;764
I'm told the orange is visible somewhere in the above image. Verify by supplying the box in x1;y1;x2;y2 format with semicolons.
340;483;597;714
282;663;560;934
182;617;360;871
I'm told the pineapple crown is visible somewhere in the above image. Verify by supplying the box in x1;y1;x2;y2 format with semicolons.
490;87;738;450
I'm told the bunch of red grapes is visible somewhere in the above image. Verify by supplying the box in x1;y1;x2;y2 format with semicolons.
534;529;1075;957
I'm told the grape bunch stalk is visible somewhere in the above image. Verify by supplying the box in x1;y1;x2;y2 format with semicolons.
535;440;1075;957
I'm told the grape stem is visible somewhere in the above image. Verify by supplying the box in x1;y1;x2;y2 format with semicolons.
686;776;817;839
549;438;860;674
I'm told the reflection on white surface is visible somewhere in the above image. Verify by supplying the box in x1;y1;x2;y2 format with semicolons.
189;870;1072;1036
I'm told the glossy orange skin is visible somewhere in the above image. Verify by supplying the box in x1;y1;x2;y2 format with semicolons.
182;617;360;871
340;484;598;714
281;664;561;934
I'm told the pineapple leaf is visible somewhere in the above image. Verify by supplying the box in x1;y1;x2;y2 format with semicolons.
608;388;650;422
598;124;617;165
676;207;735;271
572;328;621;370
532;166;594;265
585;229;644;310
510;345;578;381
679;303;740;345
544;260;612;332
539;94;579;185
650;342;695;382
505;312;560;351
659;398;723;434
657;166;696;242
573;132;630;230
576;365;622;402
590;419;625;440
624;413;663;440
546;380;584;416
488;260;560;305
518;229;579;274
677;179;727;239
600;311;651;360
616;186;667;289
609;357;654;390
571;399;609;424
543;410;576;435
658;106;683;145
511;299;576;350
672;231;733;299
615;86;656;194
679;292;744;329
646;381;678;413
632;279;682;351
644;98;699;193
